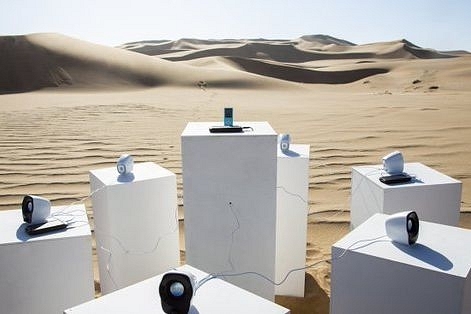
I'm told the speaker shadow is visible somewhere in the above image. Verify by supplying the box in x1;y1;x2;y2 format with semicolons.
16;223;30;241
117;173;135;183
393;242;453;271
16;222;67;241
280;150;300;157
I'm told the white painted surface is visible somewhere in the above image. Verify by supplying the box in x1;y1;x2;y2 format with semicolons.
350;162;461;228
331;213;471;314
0;205;94;314
275;144;309;297
90;162;180;294
182;122;277;300
65;265;290;314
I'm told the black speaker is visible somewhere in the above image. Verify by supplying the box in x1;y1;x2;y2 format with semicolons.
159;271;196;314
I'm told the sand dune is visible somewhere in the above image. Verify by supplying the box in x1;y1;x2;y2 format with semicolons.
128;36;456;61
1;33;464;95
1;33;471;313
224;57;389;83
0;33;290;94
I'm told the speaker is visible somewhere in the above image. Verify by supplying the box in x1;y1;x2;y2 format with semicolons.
159;270;197;314
278;134;291;152
117;154;134;175
22;195;51;224
385;211;419;245
382;151;404;174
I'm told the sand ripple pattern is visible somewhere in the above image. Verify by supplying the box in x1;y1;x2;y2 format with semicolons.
0;103;183;212
1;91;470;218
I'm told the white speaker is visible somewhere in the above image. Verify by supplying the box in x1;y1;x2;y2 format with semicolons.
385;211;419;245
117;154;134;175
382;151;404;174
22;195;51;224
159;270;197;314
278;134;291;152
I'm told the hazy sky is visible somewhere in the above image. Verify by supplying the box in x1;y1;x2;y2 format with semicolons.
1;0;470;51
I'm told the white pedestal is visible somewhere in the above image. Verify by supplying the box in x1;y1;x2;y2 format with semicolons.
181;122;277;301
0;205;94;314
350;162;462;229
276;144;309;297
64;265;290;314
90;162;180;294
331;213;471;314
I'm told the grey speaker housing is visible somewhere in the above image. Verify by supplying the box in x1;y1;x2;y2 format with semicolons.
382;151;404;174
117;154;134;175
385;211;419;245
278;134;291;152
22;195;51;224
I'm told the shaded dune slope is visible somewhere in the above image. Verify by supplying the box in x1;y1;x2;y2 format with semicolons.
0;34;176;93
225;57;389;84
163;43;375;63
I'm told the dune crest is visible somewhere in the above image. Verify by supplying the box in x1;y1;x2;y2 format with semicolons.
129;35;457;61
0;33;290;94
2;33;466;94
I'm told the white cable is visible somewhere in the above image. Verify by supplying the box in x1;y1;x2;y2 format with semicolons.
47;185;107;227
37;184;180;291
227;202;240;273
196;234;388;291
196;177;388;292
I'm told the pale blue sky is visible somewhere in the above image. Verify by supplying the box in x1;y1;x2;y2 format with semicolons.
1;0;470;51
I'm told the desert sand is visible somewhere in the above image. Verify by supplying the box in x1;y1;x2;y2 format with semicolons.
1;33;470;313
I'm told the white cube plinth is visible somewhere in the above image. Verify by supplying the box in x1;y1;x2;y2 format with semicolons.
90;162;180;294
331;213;471;314
65;265;290;314
276;144;310;297
0;205;94;314
182;122;277;301
351;162;462;229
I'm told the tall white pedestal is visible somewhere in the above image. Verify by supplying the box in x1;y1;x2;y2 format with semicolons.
90;162;180;294
350;162;461;229
181;122;277;301
65;265;290;313
0;205;94;314
331;213;471;314
276;144;309;297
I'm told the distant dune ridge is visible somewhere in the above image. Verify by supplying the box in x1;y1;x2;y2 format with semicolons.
1;33;469;94
0;33;282;94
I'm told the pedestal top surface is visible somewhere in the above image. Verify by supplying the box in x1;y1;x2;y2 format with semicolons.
89;162;174;186
353;162;461;189
333;213;471;277
65;264;289;313
0;204;90;245
181;121;276;137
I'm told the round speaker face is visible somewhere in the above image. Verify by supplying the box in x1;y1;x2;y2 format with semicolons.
159;273;194;314
22;195;33;223
27;201;33;212
406;211;419;245
117;164;126;174
169;281;185;298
